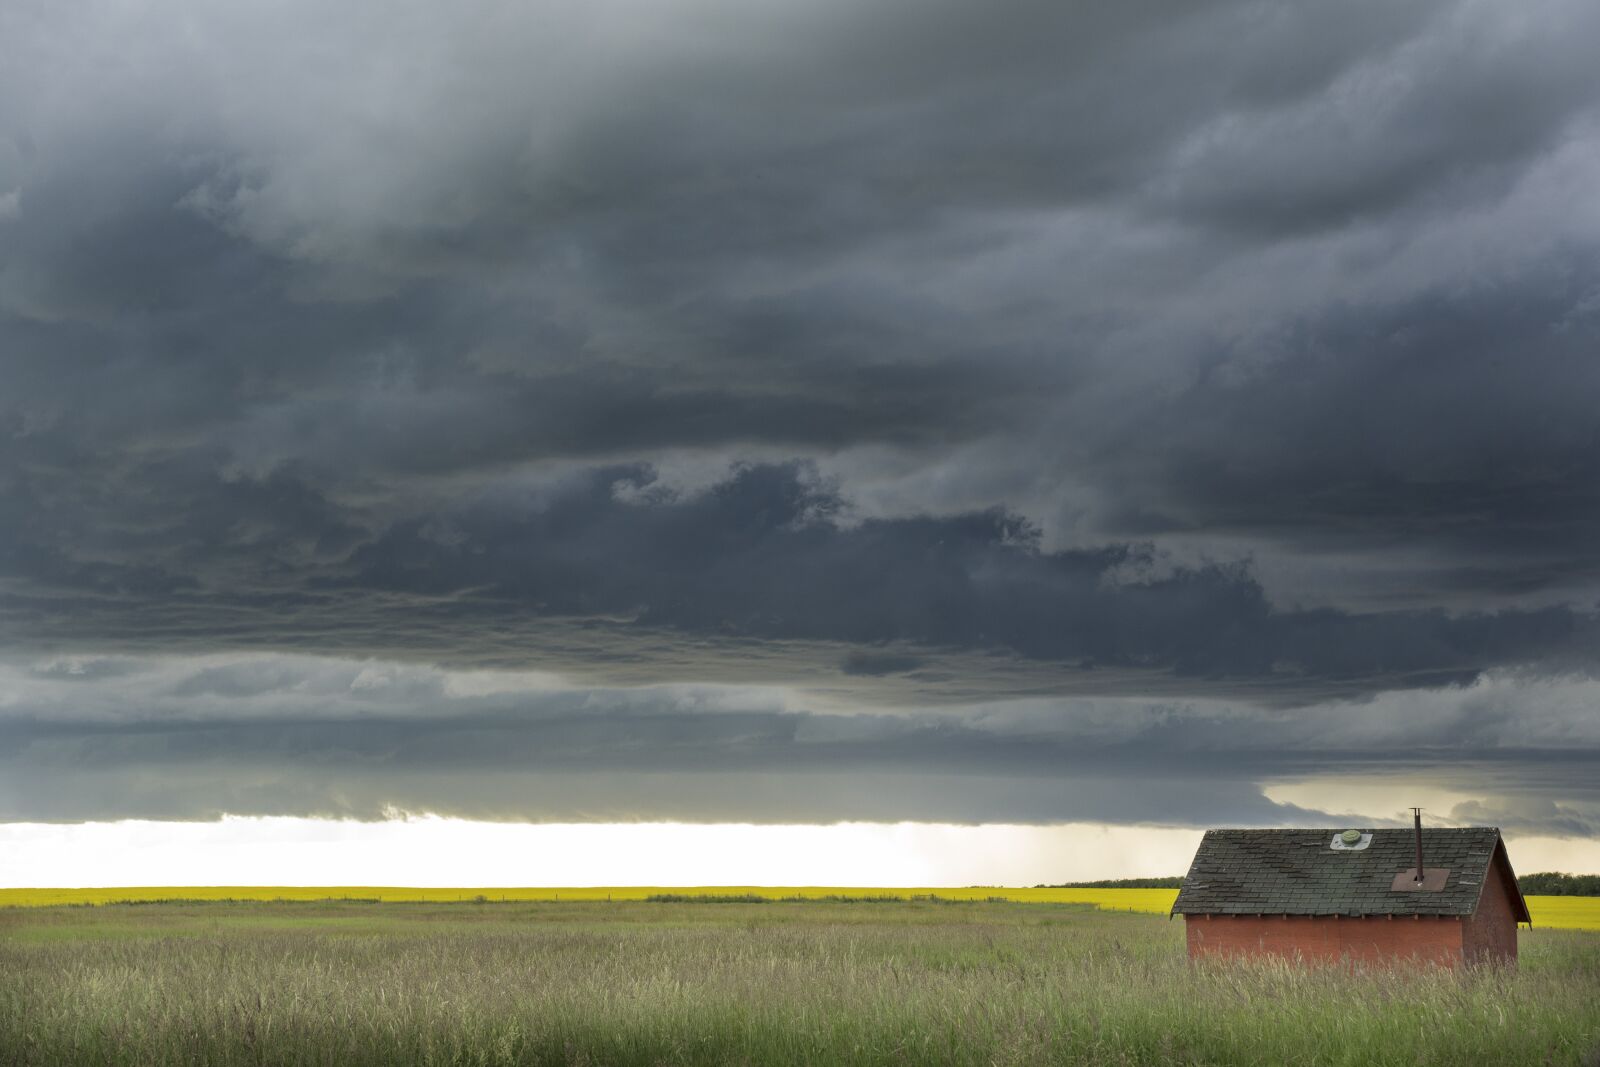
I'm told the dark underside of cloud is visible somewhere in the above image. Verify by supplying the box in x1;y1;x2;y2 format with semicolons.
3;0;1600;833
3;461;1594;702
2;655;1596;831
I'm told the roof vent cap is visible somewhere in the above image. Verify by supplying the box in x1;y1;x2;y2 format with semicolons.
1330;829;1372;851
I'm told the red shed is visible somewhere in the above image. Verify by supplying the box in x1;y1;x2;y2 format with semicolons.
1172;824;1530;966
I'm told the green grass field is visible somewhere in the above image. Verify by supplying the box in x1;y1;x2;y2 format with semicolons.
3;898;1597;1066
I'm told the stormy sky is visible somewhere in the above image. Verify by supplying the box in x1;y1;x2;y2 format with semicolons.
3;0;1600;874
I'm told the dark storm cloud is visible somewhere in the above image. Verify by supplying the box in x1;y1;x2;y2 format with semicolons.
5;0;1600;830
4;462;1594;699
1090;275;1600;567
3;0;1598;513
329;463;1595;688
1;656;1594;830
839;652;927;678
1447;799;1600;839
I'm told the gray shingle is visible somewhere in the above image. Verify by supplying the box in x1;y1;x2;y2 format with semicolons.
1172;827;1514;917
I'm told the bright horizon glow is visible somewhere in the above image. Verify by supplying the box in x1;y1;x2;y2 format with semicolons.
2;818;1204;888
4;817;1596;889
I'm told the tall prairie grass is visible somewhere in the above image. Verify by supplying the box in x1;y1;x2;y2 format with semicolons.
2;899;1597;1065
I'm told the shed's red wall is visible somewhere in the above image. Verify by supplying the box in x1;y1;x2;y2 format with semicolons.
1185;914;1464;966
1461;850;1519;965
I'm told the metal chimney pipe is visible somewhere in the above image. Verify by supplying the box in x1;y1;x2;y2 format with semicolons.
1412;807;1424;883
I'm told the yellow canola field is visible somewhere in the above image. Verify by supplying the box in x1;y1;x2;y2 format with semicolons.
1523;895;1600;930
0;885;1178;910
0;886;1594;928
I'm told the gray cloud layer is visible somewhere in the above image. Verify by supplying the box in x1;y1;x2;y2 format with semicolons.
5;461;1594;704
4;1;1600;833
4;656;1595;833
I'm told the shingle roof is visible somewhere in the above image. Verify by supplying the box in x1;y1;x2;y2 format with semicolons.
1172;827;1524;918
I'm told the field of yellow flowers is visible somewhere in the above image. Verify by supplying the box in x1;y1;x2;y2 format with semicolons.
2;885;1595;927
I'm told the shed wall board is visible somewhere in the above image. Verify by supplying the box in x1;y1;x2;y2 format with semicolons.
1185;914;1464;966
1461;848;1519;965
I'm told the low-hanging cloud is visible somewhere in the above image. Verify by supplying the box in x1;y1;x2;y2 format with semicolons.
1;655;1594;833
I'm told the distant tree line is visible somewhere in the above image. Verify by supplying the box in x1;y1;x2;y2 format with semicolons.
1036;877;1184;889
1517;872;1600;896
